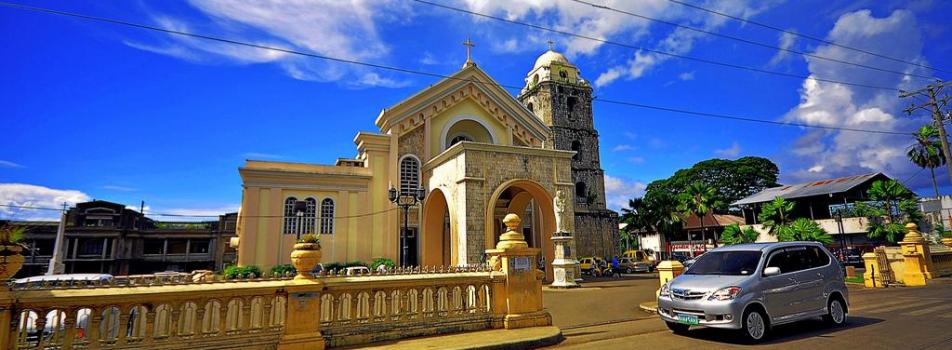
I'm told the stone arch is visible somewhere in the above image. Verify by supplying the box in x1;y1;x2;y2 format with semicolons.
485;179;557;282
422;188;455;266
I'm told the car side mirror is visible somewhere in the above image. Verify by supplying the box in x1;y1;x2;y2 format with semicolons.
763;266;781;277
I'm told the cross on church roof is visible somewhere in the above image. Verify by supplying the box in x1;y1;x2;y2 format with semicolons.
547;39;554;51
462;37;476;68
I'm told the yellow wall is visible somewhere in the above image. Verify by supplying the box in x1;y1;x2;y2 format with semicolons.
427;99;512;157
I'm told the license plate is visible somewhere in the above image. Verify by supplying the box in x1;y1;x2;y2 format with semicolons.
677;314;700;325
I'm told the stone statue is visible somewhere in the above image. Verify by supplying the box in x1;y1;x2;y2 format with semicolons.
554;189;567;233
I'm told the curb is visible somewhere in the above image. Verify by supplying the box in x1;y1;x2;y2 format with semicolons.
638;301;658;314
474;327;564;350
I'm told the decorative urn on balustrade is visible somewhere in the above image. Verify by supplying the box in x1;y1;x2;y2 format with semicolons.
290;234;322;280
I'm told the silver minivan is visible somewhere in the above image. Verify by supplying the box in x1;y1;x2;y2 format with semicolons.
657;242;848;342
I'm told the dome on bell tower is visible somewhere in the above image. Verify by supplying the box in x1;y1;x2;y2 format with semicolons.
533;49;571;71
523;47;586;92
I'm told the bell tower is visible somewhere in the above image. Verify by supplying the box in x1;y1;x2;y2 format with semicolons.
518;47;619;258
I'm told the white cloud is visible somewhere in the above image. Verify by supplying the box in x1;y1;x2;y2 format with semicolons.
604;175;647;211
768;31;797;66
612;144;636;152
127;0;412;88
714;141;742;158
0;160;24;168
0;184;90;221
678;71;695;81
101;185;138;192
461;1;773;86
782;9;929;184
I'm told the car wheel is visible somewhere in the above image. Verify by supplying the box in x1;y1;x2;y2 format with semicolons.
823;297;847;327
665;321;689;334
625;268;632;274
740;308;769;343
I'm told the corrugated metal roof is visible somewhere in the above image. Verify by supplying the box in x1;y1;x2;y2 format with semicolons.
731;172;886;206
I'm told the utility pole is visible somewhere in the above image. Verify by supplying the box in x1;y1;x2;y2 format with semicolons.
47;202;68;275
901;81;952;186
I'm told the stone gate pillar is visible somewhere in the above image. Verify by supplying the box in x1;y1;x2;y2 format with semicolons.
900;223;932;286
486;214;552;329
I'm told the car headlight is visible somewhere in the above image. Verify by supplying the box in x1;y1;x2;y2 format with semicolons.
659;283;671;297
708;286;742;301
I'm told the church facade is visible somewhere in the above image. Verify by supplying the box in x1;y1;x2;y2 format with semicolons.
233;49;618;278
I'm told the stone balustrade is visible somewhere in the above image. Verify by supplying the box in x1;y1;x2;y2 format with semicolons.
0;213;552;350
7;276;293;349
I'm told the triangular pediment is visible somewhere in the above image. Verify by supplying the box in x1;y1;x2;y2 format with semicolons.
375;65;549;146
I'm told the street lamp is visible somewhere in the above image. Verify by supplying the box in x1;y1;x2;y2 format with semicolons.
834;209;847;261
389;185;426;267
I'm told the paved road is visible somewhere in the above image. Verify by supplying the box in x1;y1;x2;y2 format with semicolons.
544;275;952;349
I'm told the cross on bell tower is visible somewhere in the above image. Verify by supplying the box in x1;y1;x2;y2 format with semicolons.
547;39;554;51
462;37;476;68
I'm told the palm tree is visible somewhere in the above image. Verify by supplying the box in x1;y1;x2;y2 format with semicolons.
757;197;794;235
907;124;946;198
868;179;913;222
677;182;722;256
778;218;833;244
719;224;759;245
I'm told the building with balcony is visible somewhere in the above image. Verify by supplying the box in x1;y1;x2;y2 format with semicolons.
4;200;237;278
732;172;894;249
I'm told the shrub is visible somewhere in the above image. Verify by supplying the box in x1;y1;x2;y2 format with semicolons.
270;264;296;276
345;260;366;268
224;265;262;279
297;234;320;244
370;257;395;270
323;262;344;271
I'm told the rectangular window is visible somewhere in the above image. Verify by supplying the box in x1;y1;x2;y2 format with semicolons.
167;239;188;254
143;239;165;255
77;238;104;256
189;240;210;254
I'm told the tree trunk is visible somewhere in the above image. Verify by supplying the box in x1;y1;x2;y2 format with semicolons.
931;167;941;198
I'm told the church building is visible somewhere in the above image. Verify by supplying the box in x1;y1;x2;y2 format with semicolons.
233;45;619;279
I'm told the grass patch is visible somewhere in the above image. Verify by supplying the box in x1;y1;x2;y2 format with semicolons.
845;276;864;284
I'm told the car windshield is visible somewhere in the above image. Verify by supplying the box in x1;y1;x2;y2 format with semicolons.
684;251;762;276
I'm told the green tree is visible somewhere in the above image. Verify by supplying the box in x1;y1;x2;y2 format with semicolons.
907;124;946;198
622;193;684;249
644;157;780;213
777;218;833;244
757;197;794;235
677;182;723;255
867;179;914;222
719;224;759;245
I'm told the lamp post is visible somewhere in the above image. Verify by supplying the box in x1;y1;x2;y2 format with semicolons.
835;210;847;261
389;186;426;267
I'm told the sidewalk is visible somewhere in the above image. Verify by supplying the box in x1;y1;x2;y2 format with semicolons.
340;326;563;350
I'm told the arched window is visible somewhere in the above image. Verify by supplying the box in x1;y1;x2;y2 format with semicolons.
449;135;473;146
320;198;335;234
571;141;581;160
575;182;587;199
527;102;534;112
303;198;317;234
283;197;298;234
400;156;420;196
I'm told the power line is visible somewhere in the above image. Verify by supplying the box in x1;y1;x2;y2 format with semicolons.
412;0;900;92
570;0;938;81
0;203;397;219
665;0;951;75
0;1;913;135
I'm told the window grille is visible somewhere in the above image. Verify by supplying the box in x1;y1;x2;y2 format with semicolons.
320;198;335;234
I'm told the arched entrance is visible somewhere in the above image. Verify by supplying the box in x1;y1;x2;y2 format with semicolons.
485;179;557;282
421;188;454;266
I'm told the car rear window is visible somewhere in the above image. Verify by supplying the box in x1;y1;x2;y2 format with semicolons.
684;251;762;276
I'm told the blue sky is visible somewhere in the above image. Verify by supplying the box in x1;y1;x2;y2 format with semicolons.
2;0;951;220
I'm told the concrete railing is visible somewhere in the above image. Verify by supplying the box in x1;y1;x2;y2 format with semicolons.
0;213;552;350
931;250;952;277
318;270;500;348
7;276;292;349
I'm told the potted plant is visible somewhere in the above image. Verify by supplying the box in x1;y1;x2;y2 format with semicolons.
290;234;321;280
0;225;26;280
